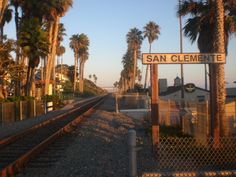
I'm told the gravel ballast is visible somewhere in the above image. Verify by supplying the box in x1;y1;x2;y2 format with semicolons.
16;94;155;177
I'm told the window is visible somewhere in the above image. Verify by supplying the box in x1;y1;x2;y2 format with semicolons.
197;95;205;102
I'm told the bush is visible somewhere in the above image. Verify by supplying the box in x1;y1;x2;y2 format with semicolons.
42;94;65;109
0;96;34;103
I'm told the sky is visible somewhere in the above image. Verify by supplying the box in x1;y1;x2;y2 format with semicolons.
5;0;236;88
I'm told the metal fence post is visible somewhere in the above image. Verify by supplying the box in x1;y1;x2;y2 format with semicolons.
128;129;137;177
115;93;119;114
0;103;2;125
20;101;23;121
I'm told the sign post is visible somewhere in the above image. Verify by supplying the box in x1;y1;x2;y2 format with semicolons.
142;52;226;146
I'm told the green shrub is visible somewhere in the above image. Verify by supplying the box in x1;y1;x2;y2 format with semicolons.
42;94;65;109
0;96;34;103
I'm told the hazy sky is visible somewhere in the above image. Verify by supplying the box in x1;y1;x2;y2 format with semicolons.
5;0;236;88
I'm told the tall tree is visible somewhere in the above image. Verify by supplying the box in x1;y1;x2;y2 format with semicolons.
126;28;143;90
0;5;12;42
143;21;160;89
19;18;49;96
56;45;65;83
178;0;236;141
43;0;73;96
53;23;66;92
0;39;15;98
78;33;89;93
121;50;134;91
69;34;79;94
213;0;225;146
0;0;8;26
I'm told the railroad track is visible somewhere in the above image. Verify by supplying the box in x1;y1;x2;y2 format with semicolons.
0;95;107;177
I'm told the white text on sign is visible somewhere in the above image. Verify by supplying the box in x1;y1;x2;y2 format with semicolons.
142;53;226;64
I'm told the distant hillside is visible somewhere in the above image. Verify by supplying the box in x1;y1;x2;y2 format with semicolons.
83;79;107;96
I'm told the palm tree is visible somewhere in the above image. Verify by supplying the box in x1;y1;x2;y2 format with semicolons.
18;18;49;96
53;24;66;92
178;0;236;142
0;0;8;25
69;34;80;94
43;0;73;96
143;21;160;89
126;28;143;90
121;50;134;91
56;45;65;83
0;5;12;42
0;39;15;98
78;33;89;93
93;74;97;84
213;0;226;147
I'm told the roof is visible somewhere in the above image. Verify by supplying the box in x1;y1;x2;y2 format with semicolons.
160;85;209;96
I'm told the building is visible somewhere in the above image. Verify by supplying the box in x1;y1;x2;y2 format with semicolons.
158;78;168;93
226;88;236;102
160;83;209;102
174;76;182;87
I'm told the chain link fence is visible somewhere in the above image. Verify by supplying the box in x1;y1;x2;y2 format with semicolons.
154;137;236;172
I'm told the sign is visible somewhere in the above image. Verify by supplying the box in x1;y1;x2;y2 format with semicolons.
142;53;226;64
185;83;196;93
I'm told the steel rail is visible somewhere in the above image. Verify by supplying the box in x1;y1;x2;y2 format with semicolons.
0;95;107;177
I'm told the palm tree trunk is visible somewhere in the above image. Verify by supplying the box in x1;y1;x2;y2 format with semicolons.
144;44;152;89
212;0;225;147
44;22;53;95
14;4;21;97
73;55;78;94
133;48;137;90
25;66;35;97
51;16;60;94
0;0;8;25
79;60;83;93
0;25;3;42
81;61;85;93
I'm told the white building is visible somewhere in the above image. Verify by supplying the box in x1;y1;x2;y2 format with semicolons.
158;78;168;93
160;83;209;102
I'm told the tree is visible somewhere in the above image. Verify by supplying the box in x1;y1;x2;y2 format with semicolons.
19;18;49;96
56;45;65;83
69;34;80;94
0;39;15;98
93;74;97;84
121;50;134;91
143;22;161;146
126;28;143;90
178;0;236;142
143;21;160;89
213;0;225;146
53;23;66;92
78;33;89;93
43;0;73;96
0;5;12;42
0;0;9;26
